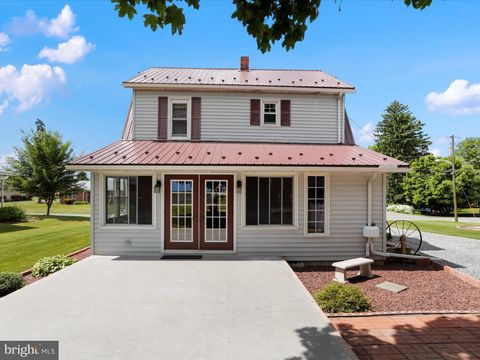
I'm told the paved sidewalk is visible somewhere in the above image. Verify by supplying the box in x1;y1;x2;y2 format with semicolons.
331;314;480;359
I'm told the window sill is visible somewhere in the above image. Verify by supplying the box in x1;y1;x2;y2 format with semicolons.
99;224;157;231
241;225;298;232
304;232;331;238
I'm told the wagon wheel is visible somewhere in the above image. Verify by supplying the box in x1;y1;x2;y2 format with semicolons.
386;220;422;255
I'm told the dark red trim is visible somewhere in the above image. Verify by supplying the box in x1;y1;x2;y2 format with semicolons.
250;99;260;126
281;99;291;126
158;97;168;140
199;175;234;251
164;175;199;250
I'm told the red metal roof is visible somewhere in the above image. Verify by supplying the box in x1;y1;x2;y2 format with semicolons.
123;68;354;91
71;141;407;169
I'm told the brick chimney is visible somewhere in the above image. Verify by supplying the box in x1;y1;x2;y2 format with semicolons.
240;56;249;71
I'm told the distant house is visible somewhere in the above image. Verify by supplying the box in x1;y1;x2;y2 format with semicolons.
69;57;408;260
59;191;90;204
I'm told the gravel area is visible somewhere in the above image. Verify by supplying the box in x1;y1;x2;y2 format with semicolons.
294;263;480;313
419;231;480;280
23;248;91;285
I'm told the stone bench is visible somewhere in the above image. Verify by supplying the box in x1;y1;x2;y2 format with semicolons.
332;257;374;283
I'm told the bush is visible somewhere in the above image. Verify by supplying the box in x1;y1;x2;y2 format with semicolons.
31;255;76;278
0;206;27;223
10;194;31;201
314;283;371;313
63;198;75;205
387;204;415;214
0;272;24;297
74;201;88;205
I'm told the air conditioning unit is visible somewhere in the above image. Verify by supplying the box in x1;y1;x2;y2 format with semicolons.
363;226;380;238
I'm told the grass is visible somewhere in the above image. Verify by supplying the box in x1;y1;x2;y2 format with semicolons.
389;220;480;240
0;216;90;273
457;208;480;216
7;198;90;215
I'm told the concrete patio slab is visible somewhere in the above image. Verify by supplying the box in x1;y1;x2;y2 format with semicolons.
0;256;356;360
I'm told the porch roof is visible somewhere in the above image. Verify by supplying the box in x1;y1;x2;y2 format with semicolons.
70;141;408;171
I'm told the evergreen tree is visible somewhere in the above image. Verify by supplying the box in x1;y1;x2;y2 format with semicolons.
7;120;86;216
372;101;431;203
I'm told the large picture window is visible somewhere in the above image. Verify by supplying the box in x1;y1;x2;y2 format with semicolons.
245;176;293;226
105;176;152;225
306;176;325;234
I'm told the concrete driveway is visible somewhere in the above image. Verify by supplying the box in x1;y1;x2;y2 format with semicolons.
0;256;356;360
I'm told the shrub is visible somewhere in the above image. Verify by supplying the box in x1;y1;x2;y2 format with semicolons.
387;204;415;214
10;194;31;201
63;198;75;205
31;255;76;278
0;272;24;297
74;201;88;205
0;206;27;223
314;283;371;313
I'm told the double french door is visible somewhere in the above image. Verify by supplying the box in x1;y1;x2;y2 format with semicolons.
164;175;234;251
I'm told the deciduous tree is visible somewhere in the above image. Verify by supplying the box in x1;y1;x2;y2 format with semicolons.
7;120;86;216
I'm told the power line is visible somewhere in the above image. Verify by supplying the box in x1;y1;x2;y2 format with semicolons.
348;116;377;141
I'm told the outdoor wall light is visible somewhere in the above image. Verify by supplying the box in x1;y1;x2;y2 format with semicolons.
154;180;162;193
236;180;242;188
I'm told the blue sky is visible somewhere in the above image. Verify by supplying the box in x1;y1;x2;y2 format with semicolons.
0;0;479;166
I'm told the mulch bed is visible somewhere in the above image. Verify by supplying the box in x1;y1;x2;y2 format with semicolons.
294;262;480;313
23;247;91;286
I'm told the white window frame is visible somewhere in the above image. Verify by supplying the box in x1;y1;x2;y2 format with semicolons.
241;172;298;230
304;173;330;237
204;179;229;243
168;98;191;140
99;172;157;230
169;178;194;243
261;100;280;126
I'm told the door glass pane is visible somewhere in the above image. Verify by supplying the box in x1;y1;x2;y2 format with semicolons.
205;180;228;242
171;180;193;242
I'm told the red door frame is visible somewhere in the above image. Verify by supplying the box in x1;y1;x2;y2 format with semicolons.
199;175;234;251
164;174;234;251
164;175;199;250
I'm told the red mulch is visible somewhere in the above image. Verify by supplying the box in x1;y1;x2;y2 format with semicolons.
23;248;91;286
294;262;480;313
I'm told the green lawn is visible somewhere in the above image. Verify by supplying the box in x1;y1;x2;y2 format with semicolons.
0;216;90;273
390;220;480;240
457;208;480;216
8;199;90;215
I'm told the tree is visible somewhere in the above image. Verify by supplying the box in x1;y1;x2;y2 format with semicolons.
7;120;87;216
456;163;480;209
457;137;480;169
403;155;454;215
112;0;432;53
372;101;431;203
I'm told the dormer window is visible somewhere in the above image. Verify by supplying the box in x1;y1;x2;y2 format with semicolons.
262;101;279;125
169;98;191;139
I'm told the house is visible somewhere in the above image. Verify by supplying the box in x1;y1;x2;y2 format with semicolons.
59;191;90;204
69;57;408;260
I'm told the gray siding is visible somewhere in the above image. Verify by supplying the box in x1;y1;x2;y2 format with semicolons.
91;170;385;261
133;91;342;144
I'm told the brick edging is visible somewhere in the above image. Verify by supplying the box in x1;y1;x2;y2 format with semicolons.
21;246;91;276
430;259;480;289
328;310;480;318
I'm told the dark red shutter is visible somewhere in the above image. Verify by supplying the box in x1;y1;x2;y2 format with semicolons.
191;97;201;140
281;100;291;126
250;99;260;126
157;97;168;139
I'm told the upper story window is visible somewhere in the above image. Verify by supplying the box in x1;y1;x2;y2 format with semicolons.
169;99;190;139
262;101;279;125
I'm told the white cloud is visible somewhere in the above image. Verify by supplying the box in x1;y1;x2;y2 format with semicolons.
0;64;66;113
426;79;480;115
430;148;442;157
0;153;14;166
0;100;9;115
356;122;376;146
10;5;78;39
39;35;94;64
0;32;10;52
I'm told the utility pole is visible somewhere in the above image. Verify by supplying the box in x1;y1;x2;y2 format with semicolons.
450;135;458;222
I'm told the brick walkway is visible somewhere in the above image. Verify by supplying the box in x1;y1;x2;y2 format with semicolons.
331;314;480;359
